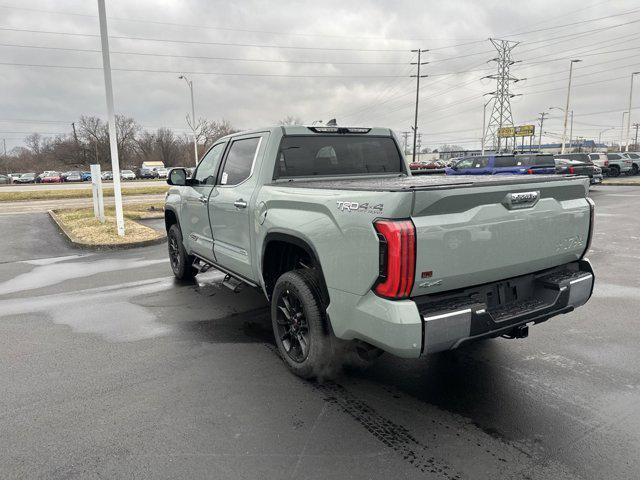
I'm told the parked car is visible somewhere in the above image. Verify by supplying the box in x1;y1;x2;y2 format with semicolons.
40;171;62;183
101;171;113;181
36;171;55;183
604;153;633;177
61;171;83;182
0;174;10;184
154;167;169;179
81;171;92;181
621;152;640;175
165;125;594;379
409;161;441;172
14;173;37;184
586;153;610;175
8;173;25;183
554;158;603;185
445;153;555;175
136;167;158;179
120;170;136;180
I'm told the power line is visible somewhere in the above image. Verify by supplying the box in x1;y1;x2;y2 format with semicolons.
0;61;406;78
0;26;409;52
0;43;410;65
0;3;479;43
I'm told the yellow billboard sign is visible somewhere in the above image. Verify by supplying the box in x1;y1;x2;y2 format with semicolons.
497;125;535;138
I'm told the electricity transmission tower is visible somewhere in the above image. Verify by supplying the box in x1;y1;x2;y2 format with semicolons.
483;39;521;152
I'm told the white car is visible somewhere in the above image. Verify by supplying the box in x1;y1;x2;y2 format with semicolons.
621;152;640;175
120;170;136;180
154;167;168;179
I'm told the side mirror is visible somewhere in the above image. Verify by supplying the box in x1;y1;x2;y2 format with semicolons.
167;168;187;186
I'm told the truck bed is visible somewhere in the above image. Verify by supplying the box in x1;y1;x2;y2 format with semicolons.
272;174;587;192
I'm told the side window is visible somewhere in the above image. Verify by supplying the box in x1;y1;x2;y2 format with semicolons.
471;156;489;168
194;143;226;185
220;137;261;186
455;158;474;169
493;155;516;168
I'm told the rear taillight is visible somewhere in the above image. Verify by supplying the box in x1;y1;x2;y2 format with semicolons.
527;169;534;174
604;160;609;166
568;166;575;174
373;219;416;299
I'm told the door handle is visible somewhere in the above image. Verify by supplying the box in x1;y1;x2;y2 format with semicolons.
198;196;208;204
233;199;248;209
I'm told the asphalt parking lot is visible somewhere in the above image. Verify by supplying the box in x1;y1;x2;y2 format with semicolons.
1;185;638;479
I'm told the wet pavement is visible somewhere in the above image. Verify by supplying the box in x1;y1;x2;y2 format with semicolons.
0;185;638;479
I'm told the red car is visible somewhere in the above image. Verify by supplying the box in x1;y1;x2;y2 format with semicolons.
41;172;62;183
409;161;440;171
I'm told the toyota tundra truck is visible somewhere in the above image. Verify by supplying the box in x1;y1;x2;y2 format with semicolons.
165;126;595;378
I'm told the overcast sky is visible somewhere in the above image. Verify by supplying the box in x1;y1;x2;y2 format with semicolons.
1;0;639;151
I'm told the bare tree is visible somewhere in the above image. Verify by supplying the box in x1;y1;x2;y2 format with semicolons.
278;115;303;126
24;133;43;155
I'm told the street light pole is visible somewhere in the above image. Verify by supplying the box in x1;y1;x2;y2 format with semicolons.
568;110;574;151
179;75;199;165
625;72;640;152
561;59;581;154
598;127;614;144
481;97;492;155
97;0;125;237
621;111;628;151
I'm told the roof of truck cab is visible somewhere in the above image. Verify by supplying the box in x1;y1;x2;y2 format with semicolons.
217;126;393;142
271;173;588;192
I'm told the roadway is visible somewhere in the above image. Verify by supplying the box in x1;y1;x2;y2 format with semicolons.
0;185;638;479
0;179;164;191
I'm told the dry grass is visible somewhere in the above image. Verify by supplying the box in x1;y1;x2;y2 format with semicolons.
0;185;169;202
54;204;165;246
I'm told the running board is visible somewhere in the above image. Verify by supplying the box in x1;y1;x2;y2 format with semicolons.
190;253;259;289
222;275;244;293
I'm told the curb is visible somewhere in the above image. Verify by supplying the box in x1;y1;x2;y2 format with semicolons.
48;210;167;251
601;181;640;186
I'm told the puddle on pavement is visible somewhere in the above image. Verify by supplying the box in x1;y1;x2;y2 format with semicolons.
50;301;172;342
23;254;89;266
0;257;167;296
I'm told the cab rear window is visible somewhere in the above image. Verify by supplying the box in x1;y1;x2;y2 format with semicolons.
276;136;404;178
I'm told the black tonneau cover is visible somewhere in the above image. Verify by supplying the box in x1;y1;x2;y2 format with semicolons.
271;174;587;192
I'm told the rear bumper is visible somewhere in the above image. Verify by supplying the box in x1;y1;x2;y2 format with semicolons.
590;174;603;184
418;259;594;354
327;259;594;359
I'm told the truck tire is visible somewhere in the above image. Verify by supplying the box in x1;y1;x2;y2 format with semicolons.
271;269;333;379
609;164;620;177
167;224;197;280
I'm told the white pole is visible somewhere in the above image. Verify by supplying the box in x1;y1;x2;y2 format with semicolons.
568;110;574;151
625;72;638;152
97;0;125;237
90;164;105;223
189;80;198;165
481;101;487;155
561;60;580;154
621;111;628;151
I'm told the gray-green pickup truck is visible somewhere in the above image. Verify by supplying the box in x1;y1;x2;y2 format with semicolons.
165;126;595;378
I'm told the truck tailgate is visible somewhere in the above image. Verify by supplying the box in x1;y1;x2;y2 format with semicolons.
410;177;591;296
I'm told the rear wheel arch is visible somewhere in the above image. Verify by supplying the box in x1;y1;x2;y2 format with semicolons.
261;233;329;305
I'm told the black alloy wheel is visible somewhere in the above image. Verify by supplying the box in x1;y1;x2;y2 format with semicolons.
275;288;310;363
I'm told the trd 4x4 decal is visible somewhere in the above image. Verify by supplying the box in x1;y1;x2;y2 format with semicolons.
336;201;383;214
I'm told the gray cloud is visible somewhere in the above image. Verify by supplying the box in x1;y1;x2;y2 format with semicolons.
0;0;637;150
